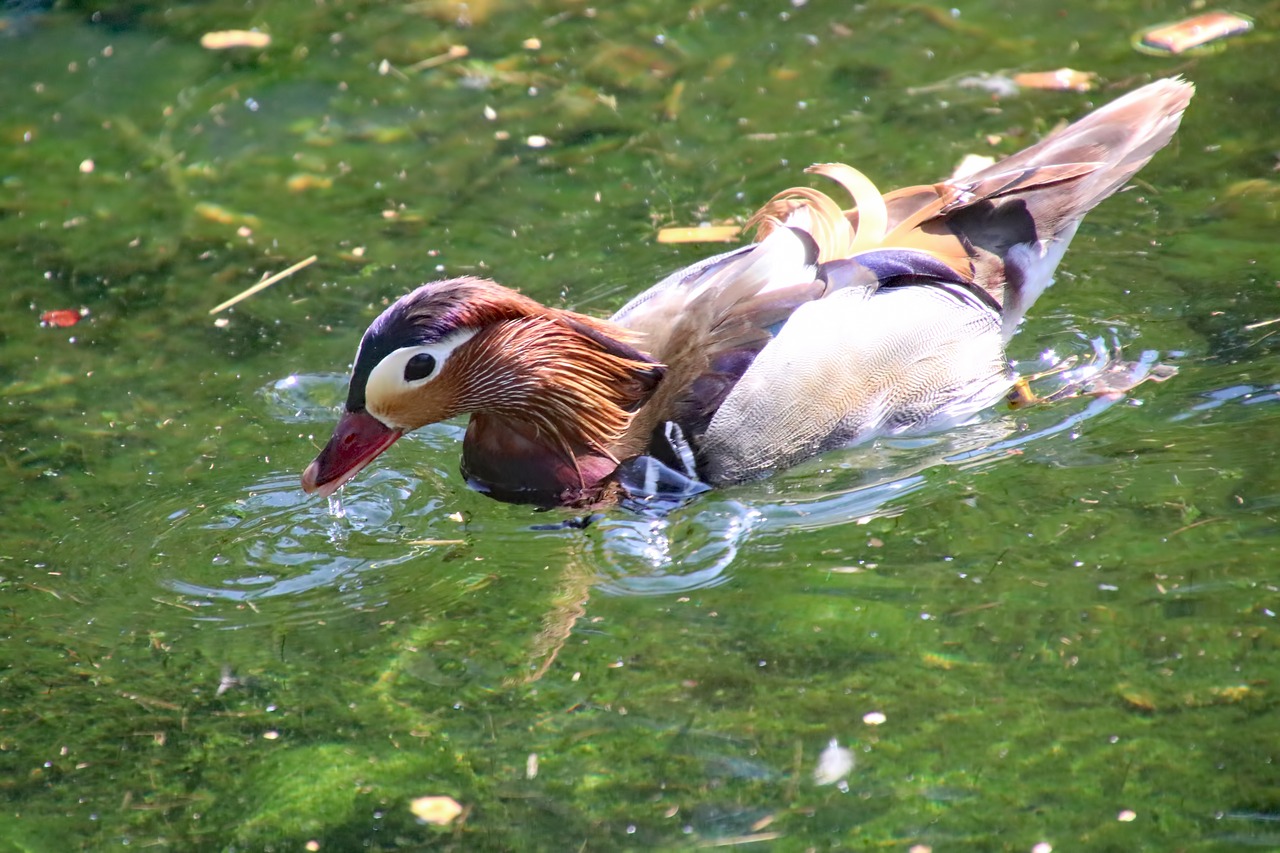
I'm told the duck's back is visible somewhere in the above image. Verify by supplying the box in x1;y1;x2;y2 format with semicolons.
698;276;1010;483
612;233;1011;485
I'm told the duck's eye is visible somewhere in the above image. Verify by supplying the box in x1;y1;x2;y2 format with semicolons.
403;353;438;382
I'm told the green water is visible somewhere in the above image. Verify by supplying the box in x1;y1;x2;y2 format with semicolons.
3;1;1279;850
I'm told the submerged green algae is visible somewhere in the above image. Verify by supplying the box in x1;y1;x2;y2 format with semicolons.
2;0;1280;850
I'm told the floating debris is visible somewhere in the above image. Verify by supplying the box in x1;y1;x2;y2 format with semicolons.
862;711;887;726
286;173;333;192
209;255;318;314
911;68;1096;99
406;44;468;73
200;30;271;50
194;201;261;228
1011;68;1097;92
813;738;855;785
1134;11;1252;55
656;224;742;244
411;795;464;825
40;308;86;328
1118;683;1158;712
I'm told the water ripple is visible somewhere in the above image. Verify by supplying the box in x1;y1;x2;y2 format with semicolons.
259;372;348;423
154;467;460;626
228;331;1177;601
1170;381;1280;422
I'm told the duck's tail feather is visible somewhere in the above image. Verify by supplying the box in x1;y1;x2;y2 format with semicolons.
748;77;1194;341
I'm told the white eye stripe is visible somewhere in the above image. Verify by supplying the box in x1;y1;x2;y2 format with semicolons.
364;329;477;418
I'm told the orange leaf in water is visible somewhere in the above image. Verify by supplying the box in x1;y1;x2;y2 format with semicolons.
1135;11;1252;55
40;309;85;327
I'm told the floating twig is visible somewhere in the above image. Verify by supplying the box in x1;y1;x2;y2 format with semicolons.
1169;516;1223;537
209;255;318;314
657;225;742;244
696;832;785;847
406;44;469;73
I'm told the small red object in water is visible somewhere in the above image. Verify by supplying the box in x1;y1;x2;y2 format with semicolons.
40;309;85;327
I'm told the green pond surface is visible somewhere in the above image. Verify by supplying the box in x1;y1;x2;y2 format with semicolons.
3;0;1279;850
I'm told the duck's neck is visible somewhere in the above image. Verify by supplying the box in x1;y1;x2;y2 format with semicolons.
452;314;665;506
460;413;621;506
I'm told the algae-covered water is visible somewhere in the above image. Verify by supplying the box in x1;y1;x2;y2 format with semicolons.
2;1;1279;850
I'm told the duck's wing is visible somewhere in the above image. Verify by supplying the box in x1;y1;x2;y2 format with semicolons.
696;248;1013;484
615;226;1000;482
610;225;829;459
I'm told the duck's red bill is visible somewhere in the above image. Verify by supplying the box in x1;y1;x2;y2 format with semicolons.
301;410;402;497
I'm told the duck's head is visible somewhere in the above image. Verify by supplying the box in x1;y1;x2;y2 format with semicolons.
301;277;664;499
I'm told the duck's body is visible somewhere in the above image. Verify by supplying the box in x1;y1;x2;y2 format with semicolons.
302;78;1193;507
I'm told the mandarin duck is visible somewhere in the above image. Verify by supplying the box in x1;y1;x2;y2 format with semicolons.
302;77;1193;508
